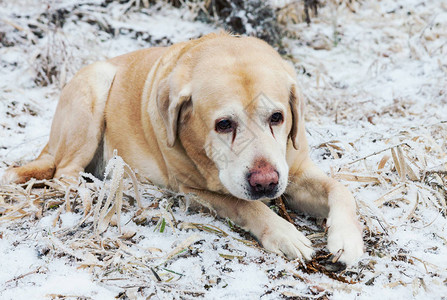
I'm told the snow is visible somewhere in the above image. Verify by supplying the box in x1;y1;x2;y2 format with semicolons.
1;0;447;299
0;230;120;299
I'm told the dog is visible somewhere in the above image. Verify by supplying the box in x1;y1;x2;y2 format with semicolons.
1;32;364;265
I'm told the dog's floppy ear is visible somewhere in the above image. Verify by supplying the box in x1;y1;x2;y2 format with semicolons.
288;84;299;150
287;81;304;151
157;78;192;147
282;59;305;151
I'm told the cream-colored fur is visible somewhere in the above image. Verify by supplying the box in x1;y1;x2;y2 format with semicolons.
2;33;364;265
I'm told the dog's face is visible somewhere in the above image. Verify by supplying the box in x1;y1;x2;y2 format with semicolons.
158;37;300;201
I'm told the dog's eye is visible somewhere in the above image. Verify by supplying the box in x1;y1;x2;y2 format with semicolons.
269;112;283;125
215;119;234;133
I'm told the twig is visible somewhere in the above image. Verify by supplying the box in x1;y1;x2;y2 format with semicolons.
46;294;93;300
275;195;294;224
346;143;409;165
151;267;162;282
332;249;344;263
5;267;46;284
425;170;447;176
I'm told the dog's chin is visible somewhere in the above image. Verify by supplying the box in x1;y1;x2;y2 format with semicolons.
227;185;285;202
244;191;282;201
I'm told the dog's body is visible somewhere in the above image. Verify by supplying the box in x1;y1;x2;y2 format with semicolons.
2;33;364;265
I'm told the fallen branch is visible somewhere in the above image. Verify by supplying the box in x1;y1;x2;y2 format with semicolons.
346;143;409;165
275;195;294;224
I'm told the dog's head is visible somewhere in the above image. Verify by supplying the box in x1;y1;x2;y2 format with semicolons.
157;35;303;201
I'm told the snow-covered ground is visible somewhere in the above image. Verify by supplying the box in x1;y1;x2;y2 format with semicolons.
1;0;446;299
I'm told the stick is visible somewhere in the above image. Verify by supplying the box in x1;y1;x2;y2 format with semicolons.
5;267;45;284
346;143;409;165
275;196;294;224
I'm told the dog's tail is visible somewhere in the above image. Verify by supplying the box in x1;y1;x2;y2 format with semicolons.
2;144;55;184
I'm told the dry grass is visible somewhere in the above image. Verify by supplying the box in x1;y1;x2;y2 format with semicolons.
1;0;446;298
2;134;445;297
0;155;212;296
0;152;376;298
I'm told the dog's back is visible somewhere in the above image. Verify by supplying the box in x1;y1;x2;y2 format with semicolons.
1;48;167;185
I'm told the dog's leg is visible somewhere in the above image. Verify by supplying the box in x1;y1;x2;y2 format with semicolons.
181;186;314;260
2;62;117;184
285;158;364;266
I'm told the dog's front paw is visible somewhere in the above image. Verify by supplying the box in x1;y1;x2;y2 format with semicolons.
259;216;314;260
327;216;364;266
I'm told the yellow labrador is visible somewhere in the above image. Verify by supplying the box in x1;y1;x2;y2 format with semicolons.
2;33;364;265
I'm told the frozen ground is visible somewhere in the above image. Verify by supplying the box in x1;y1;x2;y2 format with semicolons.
0;0;446;299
